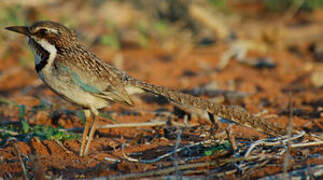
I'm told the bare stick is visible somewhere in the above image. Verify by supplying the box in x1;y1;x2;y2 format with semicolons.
244;131;306;157
98;121;166;129
291;141;323;148
109;155;263;179
173;128;182;178
122;140;214;164
259;164;323;180
283;93;294;176
13;143;28;180
98;119;197;129
0;128;19;136
104;157;120;162
54;139;72;154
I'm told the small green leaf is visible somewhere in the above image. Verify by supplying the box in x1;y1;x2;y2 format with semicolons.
17;104;26;121
21;120;30;134
203;141;232;156
204;150;213;156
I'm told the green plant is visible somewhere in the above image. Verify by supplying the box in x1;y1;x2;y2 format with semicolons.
204;141;231;156
0;104;79;145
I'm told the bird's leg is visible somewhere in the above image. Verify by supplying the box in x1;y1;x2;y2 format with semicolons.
80;109;92;157
83;108;99;156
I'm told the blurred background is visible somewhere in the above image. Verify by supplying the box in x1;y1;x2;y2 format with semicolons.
2;0;323;58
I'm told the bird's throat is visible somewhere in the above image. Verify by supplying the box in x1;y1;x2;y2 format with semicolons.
27;37;57;73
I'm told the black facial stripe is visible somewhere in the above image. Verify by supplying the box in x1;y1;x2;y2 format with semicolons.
29;39;50;72
35;55;49;72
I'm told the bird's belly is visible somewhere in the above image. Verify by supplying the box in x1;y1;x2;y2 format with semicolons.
38;70;108;110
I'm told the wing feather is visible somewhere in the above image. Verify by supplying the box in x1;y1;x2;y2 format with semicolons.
55;44;134;106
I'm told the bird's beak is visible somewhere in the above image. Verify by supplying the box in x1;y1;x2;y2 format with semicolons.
5;26;30;36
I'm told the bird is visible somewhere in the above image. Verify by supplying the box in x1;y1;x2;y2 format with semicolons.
5;21;287;156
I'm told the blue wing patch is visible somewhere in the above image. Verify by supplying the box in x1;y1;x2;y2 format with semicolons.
60;66;101;94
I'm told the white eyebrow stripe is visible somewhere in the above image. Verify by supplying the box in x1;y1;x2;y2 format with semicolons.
34;27;59;34
47;28;59;34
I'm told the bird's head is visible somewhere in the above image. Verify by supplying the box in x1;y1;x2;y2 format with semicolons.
6;21;77;49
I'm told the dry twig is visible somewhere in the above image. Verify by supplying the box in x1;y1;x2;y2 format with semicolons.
54;139;72;154
259;164;323;180
121;139;214;164
283;93;294;176
109;155;267;179
98;120;166;129
0;128;19;136
13;143;28;180
244;131;306;157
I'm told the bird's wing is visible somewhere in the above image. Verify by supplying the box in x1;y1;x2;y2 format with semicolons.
55;45;134;106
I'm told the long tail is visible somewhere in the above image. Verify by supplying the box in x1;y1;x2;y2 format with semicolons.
130;79;287;136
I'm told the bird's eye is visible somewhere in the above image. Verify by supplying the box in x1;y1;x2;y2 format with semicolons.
38;28;47;36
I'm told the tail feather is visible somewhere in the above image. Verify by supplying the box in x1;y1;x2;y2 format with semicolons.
131;79;286;136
